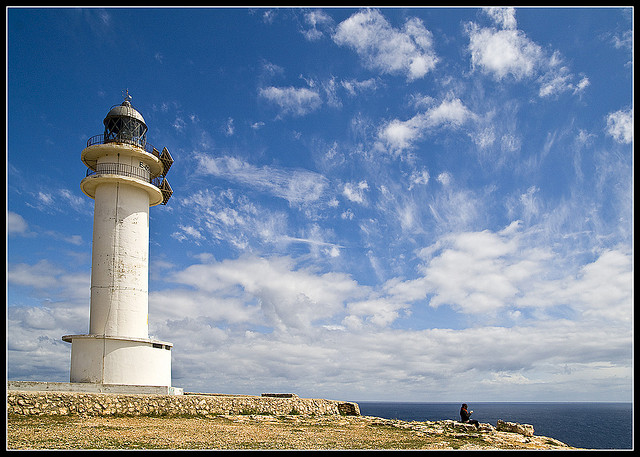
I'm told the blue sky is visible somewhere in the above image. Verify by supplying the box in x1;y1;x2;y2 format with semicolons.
7;7;633;402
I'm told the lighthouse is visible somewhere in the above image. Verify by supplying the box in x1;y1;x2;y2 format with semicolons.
62;92;178;392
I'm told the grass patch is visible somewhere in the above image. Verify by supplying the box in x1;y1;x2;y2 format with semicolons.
239;408;274;416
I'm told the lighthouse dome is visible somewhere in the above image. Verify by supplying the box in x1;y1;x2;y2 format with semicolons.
103;97;148;147
104;99;147;127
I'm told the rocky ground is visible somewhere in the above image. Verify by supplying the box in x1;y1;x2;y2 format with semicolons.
7;413;577;450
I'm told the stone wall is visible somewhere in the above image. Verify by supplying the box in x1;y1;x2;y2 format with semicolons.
7;390;360;418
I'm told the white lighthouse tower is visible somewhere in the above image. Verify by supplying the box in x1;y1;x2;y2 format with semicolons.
62;92;178;393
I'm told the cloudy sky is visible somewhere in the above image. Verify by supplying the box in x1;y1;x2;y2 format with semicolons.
7;7;633;402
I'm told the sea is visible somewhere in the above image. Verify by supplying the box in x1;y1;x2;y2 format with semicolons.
356;402;633;450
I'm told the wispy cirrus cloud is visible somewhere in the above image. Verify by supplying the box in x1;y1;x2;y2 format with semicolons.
259;86;322;117
300;9;334;41
27;187;90;215
171;187;289;250
194;153;329;206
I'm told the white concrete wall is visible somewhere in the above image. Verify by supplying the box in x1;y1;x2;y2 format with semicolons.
89;180;150;338
69;336;172;386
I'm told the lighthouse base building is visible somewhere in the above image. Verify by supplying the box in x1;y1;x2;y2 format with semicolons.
61;335;174;388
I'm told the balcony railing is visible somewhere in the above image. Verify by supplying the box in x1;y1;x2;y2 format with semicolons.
87;134;159;158
84;162;172;204
84;135;173;205
86;162;152;182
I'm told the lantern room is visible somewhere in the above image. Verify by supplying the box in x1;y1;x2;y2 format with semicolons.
103;92;148;148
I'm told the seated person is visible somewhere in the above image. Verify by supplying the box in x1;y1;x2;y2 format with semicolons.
460;403;479;426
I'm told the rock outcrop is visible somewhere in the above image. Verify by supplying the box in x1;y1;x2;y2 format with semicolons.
496;419;534;436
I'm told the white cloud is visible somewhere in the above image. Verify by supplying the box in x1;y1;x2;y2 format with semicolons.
173;187;289;250
173;116;186;131
605;108;632;144
322;76;342;108
261;9;276;24
8;260;64;290
378;119;417;153
37;191;54;206
8;211;28;235
467;23;542;81
343;180;369;204
7;238;632;401
8;260;90;305
166;255;367;332
301;9;333;41
537;53;590;98
518;186;541;225
436;172;451;186
397;223;632;328
194;153;329;206
341;77;378;96
483;7;517;30
574;76;590;93
7;259;91;381
408;169;429;190
610;29;632;51
259;86;322;117
377;97;474;155
516;248;632;323
428;184;481;233
416;229;542;314
346;297;409;328
466;10;591;100
341;209;354;220
172;224;204;243
224;117;234;136
376;184;422;235
333;9;438;80
150;289;260;327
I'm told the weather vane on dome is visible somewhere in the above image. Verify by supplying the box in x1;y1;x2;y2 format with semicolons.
122;88;132;103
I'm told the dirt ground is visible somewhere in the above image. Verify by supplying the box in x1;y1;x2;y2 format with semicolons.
7;414;575;450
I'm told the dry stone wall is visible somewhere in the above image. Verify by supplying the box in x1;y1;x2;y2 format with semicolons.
7;390;360;418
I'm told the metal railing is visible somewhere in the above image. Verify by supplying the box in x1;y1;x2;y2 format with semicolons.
83;136;173;205
85;162;153;183
87;134;159;158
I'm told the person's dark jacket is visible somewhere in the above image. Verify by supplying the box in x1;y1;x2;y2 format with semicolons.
460;407;471;422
